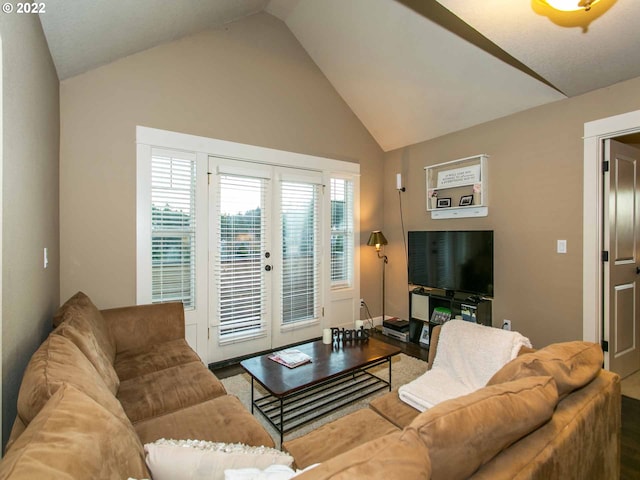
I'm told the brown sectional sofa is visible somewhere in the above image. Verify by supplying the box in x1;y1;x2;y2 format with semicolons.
284;326;621;480
0;292;274;479
0;293;622;479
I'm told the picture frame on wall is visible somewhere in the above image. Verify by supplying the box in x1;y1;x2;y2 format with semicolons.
436;197;451;208
459;194;473;206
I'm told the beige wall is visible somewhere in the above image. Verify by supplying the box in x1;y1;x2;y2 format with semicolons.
382;75;640;348
60;13;385;313
1;14;60;444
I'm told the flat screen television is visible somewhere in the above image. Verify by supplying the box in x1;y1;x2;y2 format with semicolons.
408;230;494;297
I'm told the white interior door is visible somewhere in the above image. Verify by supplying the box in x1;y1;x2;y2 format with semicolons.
208;158;323;362
604;139;640;378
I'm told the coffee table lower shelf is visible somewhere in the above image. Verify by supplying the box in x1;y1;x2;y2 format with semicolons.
250;358;392;444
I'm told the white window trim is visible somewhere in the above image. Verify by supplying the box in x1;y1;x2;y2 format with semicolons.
137;127;359;175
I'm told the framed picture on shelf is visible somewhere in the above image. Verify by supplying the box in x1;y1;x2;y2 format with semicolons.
419;323;430;346
459;194;473;206
436;197;451;208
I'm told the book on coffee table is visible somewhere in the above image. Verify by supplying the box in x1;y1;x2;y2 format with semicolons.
268;349;312;368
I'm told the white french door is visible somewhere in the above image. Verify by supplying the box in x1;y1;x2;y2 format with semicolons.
208;157;324;362
137;127;360;365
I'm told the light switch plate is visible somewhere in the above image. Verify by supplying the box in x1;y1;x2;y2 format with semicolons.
557;240;567;254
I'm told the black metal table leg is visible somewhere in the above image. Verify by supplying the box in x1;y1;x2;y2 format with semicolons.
251;377;254;413
280;397;284;446
388;356;392;391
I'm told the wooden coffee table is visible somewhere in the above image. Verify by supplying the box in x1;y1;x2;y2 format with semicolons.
240;337;401;444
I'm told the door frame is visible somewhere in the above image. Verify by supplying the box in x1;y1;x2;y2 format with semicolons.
583;109;640;369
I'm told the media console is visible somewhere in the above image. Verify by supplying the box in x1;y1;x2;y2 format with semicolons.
408;288;492;348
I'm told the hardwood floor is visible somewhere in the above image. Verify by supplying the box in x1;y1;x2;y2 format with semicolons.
210;330;640;479
621;395;640;480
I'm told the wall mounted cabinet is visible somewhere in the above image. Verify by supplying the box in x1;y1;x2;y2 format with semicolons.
425;154;488;219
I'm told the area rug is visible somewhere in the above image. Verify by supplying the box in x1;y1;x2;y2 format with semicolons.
221;353;427;447
622;370;640;401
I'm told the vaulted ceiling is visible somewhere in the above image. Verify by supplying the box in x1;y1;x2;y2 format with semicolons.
39;0;640;151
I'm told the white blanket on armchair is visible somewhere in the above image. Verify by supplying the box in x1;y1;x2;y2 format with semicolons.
398;320;532;412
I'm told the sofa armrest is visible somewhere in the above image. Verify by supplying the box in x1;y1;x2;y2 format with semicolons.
427;325;441;370
101;302;185;353
427;324;533;371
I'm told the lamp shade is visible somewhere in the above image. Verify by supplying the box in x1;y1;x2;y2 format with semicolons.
367;231;388;250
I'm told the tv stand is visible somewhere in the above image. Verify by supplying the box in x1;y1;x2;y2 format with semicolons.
408;290;492;348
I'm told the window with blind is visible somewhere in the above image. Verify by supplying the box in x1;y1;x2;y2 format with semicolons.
151;153;197;309
138;127;361;363
214;174;268;342
281;181;321;324
330;178;354;289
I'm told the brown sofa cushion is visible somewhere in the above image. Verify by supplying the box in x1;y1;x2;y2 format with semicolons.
294;428;431;480
283;408;400;469
487;341;603;397
4;417;27;454
134;394;275;448
17;334;128;425
53;318;119;393
101;301;186;353
117;361;227;423
410;376;558;480
0;384;149;479
369;390;420;428
471;370;620;479
114;338;202;381
53;291;116;362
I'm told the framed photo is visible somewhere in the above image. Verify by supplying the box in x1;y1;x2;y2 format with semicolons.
436;197;451;208
459;194;474;206
419;323;430;346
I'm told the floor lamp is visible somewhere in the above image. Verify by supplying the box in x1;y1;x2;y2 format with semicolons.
367;231;388;324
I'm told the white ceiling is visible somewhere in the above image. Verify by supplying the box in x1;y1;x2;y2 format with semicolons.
39;0;640;152
40;0;268;80
437;0;640;97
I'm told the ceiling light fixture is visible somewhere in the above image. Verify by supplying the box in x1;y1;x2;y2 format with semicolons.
539;0;601;11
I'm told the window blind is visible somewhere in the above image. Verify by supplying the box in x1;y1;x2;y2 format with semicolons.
151;153;196;309
330;178;354;289
281;181;321;324
214;174;268;342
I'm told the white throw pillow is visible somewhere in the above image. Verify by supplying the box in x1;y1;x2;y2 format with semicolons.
224;464;297;480
144;439;294;480
224;463;319;480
